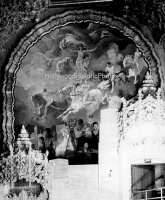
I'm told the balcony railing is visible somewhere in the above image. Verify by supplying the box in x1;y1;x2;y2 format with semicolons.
131;187;165;200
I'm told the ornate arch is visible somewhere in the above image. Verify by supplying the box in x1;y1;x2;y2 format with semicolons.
2;9;162;145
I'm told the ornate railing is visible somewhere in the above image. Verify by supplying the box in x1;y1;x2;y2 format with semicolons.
0;145;54;200
131;187;165;200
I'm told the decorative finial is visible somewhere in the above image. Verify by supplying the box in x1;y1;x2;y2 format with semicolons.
141;71;157;94
17;125;31;146
22;125;26;132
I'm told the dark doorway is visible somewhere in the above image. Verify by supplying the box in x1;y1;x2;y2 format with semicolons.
131;164;165;199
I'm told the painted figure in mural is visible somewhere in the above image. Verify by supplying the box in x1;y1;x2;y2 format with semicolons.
83;80;110;118
57;80;109;121
43;128;55;159
31;96;43;117
31;88;55;118
56;57;72;73
74;118;87;139
105;62;115;93
67;45;97;83
106;43;124;64
55;125;75;157
56;56;75;74
31;89;68;119
41;88;56;118
59;33;87;51
76;127;93;164
92;121;99;141
57;83;88;121
123;49;141;84
73;45;97;73
66;120;77;149
90;121;99;153
105;62;126;93
38;137;46;154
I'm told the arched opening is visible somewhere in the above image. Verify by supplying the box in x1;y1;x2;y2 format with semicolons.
2;9;161;154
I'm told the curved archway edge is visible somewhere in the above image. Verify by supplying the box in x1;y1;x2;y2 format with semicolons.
2;9;161;145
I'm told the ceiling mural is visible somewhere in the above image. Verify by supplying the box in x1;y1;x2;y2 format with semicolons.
14;22;148;136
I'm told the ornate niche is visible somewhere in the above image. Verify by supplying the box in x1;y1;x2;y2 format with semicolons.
2;9;161;148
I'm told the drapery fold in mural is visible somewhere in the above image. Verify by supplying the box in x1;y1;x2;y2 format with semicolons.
2;10;160;163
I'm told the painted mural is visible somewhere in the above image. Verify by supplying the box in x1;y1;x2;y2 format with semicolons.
14;22;148;163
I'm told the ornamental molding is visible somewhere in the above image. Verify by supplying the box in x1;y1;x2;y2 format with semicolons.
2;9;161;145
0;148;54;200
117;72;165;149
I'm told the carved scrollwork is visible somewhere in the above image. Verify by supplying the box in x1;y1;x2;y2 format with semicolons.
0;126;52;200
0;150;47;186
117;72;165;149
0;147;52;200
4;190;44;200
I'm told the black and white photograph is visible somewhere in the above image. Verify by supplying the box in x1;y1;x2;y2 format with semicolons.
0;0;165;199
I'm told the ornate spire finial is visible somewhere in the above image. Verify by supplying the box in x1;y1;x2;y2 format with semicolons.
22;125;26;132
141;71;157;94
17;125;31;146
